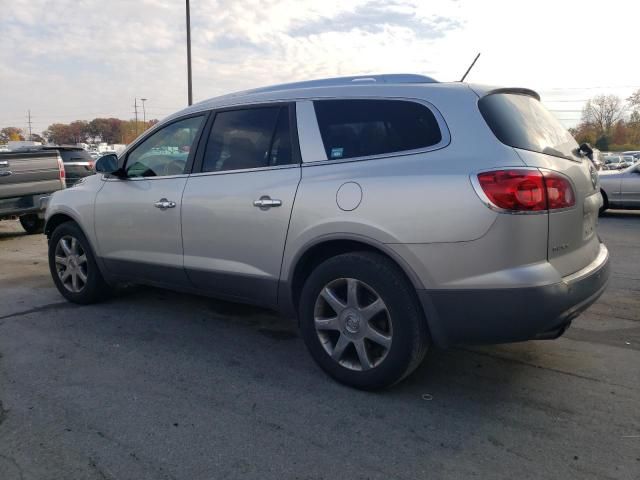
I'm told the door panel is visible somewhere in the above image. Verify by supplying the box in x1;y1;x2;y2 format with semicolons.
181;167;301;306
92;113;207;286
94;177;190;285
621;169;640;205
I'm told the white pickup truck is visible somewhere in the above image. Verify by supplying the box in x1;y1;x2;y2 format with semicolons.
0;150;66;233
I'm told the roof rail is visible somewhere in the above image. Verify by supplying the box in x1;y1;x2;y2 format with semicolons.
232;74;438;96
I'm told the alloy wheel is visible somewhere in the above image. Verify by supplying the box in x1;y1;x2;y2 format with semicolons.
54;235;88;293
313;278;393;371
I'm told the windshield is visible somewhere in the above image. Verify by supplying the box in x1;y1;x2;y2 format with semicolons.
479;93;579;161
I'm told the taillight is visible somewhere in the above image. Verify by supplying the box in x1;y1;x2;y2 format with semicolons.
57;156;66;188
476;169;575;212
543;172;575;209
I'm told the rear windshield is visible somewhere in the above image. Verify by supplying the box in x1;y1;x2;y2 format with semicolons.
478;93;579;160
58;149;93;162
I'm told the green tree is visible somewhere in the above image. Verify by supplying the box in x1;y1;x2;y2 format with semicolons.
595;135;610;151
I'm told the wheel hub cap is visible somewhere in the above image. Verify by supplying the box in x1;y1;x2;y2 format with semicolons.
342;309;362;334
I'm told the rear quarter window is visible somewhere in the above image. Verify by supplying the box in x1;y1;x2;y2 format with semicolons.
313;99;443;160
478;93;579;160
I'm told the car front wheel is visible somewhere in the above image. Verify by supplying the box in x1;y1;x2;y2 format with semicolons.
299;251;430;390
48;221;111;304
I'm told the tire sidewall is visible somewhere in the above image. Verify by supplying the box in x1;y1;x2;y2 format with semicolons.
20;214;44;234
48;222;106;304
299;253;427;389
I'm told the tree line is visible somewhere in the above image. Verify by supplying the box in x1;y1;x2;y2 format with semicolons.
0;118;158;145
569;89;640;151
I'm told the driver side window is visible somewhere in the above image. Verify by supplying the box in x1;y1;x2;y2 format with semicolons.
125;115;205;178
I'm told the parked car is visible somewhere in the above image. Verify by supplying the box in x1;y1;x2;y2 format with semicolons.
44;74;610;389
622;151;640;161
603;156;627;170
599;162;640;212
0;149;66;233
43;146;95;187
14;145;96;188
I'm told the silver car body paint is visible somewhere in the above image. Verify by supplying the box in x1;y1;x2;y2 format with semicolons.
45;76;610;347
599;164;640;208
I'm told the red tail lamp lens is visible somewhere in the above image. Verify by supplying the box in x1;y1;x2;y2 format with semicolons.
477;170;546;211
477;169;575;212
543;172;575;209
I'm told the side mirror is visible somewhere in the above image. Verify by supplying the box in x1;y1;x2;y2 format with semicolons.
579;142;594;161
95;154;122;176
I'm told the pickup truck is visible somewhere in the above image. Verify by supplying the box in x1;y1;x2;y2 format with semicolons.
0;150;66;233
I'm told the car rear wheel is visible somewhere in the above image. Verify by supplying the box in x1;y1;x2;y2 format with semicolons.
299;251;429;390
19;214;44;234
48;221;111;304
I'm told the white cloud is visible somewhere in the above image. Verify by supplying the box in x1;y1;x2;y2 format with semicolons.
1;0;639;133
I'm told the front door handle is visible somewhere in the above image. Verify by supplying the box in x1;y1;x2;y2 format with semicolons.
0;171;12;177
253;196;282;209
154;198;176;210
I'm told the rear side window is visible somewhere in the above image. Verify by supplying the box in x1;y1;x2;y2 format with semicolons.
478;93;579;160
202;106;293;172
313;99;442;160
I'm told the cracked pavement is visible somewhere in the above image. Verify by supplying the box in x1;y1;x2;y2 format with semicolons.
0;213;639;480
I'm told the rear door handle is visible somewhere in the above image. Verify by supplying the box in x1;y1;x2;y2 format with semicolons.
253;196;282;209
154;198;176;210
0;171;12;177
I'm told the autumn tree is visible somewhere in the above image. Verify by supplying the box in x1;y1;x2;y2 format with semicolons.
581;94;625;134
88;118;123;143
628;89;640;113
0;127;25;142
43;123;72;144
68;120;90;143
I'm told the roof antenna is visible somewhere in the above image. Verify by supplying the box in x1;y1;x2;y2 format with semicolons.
460;52;481;82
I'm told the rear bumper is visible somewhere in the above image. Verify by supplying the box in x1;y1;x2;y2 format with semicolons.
418;243;610;348
0;193;51;219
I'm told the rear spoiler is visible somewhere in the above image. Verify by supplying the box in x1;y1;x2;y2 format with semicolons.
468;85;541;101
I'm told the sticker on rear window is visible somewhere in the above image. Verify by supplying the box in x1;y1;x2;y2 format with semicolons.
330;147;344;159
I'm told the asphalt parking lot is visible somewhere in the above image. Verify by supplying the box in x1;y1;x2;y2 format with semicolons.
0;213;639;480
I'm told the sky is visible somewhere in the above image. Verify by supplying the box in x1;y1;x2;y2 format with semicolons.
1;0;639;135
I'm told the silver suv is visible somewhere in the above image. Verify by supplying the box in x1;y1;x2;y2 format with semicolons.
45;74;610;389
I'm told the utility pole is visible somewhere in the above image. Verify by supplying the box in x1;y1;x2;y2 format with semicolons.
133;98;139;136
141;98;147;125
27;110;33;141
186;0;193;105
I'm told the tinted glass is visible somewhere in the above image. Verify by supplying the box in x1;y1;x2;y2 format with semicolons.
313;99;442;160
58;150;93;162
202;107;292;172
479;93;579;160
126;115;204;177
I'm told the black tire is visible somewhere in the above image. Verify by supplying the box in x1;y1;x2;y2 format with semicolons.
48;221;112;304
299;251;430;390
19;214;45;234
599;190;608;215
